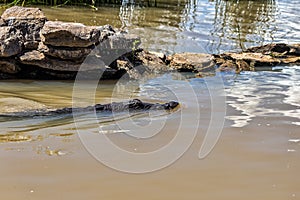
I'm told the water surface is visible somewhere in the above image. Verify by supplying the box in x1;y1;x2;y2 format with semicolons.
0;0;299;199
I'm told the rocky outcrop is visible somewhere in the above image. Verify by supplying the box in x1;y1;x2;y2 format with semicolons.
214;43;300;72
0;6;299;80
0;6;141;80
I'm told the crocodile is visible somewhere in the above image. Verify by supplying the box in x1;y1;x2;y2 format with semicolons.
0;99;179;118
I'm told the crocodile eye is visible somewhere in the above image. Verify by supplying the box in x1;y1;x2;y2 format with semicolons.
129;99;143;109
168;101;179;109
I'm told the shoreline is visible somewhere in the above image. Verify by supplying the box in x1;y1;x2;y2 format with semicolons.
0;6;299;80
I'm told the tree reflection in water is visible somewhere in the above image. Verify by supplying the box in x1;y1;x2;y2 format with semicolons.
209;0;277;53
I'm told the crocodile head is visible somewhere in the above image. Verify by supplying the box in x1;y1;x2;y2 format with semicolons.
127;99;179;111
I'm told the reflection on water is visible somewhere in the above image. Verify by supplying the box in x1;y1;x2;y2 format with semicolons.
225;66;300;127
209;0;277;52
118;0;299;53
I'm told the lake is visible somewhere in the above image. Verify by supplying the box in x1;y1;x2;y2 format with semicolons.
0;0;299;199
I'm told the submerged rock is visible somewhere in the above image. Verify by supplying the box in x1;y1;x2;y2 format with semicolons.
41;21;100;48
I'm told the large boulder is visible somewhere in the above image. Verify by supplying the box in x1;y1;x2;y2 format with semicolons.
0;27;23;57
41;21;100;48
1;6;47;50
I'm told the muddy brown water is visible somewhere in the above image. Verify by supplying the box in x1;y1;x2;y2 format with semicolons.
0;0;300;199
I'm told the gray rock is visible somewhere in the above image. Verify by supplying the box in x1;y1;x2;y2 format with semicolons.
0;27;23;57
41;21;100;48
38;43;93;61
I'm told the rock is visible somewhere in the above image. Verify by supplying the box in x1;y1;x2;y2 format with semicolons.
134;50;169;72
0;27;23;57
116;56;149;79
19;50;80;71
41;21;100;48
219;61;237;71
19;50;109;72
0;72;16;79
281;56;300;63
98;24;116;42
148;51;166;61
93;32;141;67
168;53;215;72
1;6;47;50
213;44;300;72
97;31;140;50
246;43;300;56
19;50;45;61
107;33;141;50
1;6;46;21
226;52;281;64
38;43;93;61
0;19;5;26
0;59;20;74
